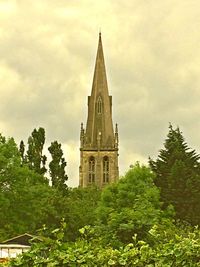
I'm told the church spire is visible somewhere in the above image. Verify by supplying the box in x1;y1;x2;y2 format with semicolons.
79;34;119;188
91;32;108;97
84;33;114;148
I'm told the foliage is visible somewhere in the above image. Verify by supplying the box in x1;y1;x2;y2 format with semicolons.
7;223;200;267
0;134;21;239
64;186;101;241
0;174;55;239
48;141;68;193
0;133;56;240
149;124;200;225
25;127;47;175
96;163;170;246
19;140;25;166
40;186;101;240
0;132;100;241
1;126;200;266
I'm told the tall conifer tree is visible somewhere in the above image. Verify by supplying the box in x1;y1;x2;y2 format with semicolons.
149;124;200;225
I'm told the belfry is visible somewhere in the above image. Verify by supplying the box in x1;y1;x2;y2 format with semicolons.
79;33;119;187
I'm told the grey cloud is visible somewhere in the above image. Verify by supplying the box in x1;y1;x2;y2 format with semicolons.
0;0;200;186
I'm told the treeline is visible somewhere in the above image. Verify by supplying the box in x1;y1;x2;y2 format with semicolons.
0;127;100;241
1;125;200;266
19;127;68;191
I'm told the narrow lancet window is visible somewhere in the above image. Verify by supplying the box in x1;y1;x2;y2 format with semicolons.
88;156;95;183
103;156;109;183
97;97;102;114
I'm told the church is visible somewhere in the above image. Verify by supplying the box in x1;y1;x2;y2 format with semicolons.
79;33;119;187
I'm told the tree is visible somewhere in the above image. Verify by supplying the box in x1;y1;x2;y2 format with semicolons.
42;186;101;240
0;134;21;190
65;186;101;241
149;124;200;225
19;140;25;166
26;127;47;175
96;163;167;245
1;167;55;239
0;134;56;240
48;141;68;192
0;134;21;239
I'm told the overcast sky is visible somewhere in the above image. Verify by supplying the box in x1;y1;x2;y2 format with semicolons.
0;0;200;186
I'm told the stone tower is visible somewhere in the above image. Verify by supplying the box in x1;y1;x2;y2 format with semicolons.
79;33;119;187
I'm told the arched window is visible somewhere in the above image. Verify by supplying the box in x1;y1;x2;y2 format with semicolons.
97;97;102;114
103;156;109;183
88;156;95;183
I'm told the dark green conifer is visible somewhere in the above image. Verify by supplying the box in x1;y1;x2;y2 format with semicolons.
149;124;200;225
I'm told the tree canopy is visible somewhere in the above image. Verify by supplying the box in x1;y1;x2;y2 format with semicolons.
96;163;170;245
0;134;53;240
25;127;47;175
1;126;200;266
48;141;68;193
149;124;200;225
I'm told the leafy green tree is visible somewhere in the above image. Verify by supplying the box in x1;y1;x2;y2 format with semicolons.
23;186;101;242
0;134;21;191
96;163;167;245
1;168;55;239
26;127;47;175
48;141;68;192
65;186;101;241
0;133;56;240
0;134;21;239
149;124;200;225
42;186;101;240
